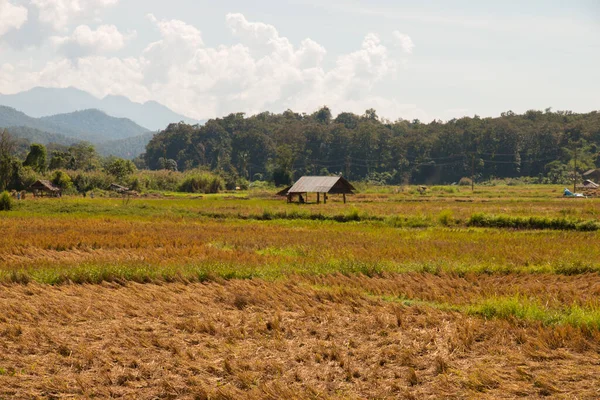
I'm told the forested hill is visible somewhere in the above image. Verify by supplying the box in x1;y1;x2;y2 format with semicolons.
40;109;149;142
144;108;600;185
0;106;150;143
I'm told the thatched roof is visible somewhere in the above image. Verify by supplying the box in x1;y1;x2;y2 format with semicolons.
287;176;355;194
578;179;599;189
110;183;129;193
30;180;61;192
276;185;293;196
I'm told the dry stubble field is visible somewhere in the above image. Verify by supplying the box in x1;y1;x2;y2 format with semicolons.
1;185;600;399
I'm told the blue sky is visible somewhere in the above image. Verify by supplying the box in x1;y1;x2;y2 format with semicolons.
0;0;598;121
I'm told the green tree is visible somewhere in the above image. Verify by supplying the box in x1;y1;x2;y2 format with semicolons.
68;142;100;171
51;170;74;190
49;151;73;170
23;143;47;173
271;145;294;186
0;129;16;191
313;106;332;124
363;108;378;121
103;157;137;180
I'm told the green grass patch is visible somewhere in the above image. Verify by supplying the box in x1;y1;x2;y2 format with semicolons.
467;295;600;329
467;213;600;231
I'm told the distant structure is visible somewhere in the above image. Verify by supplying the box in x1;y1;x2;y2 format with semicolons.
576;179;599;197
578;179;599;189
110;183;129;193
29;180;61;197
583;169;600;183
281;176;356;204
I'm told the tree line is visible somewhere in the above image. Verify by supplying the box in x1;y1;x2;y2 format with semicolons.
0;129;229;195
142;107;600;186
0;129;139;192
3;106;599;192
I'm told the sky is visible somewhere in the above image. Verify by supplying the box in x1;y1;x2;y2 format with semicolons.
0;0;599;122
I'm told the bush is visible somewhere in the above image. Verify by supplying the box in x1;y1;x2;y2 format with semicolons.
14;166;39;191
438;209;455;226
458;177;472;186
178;171;224;194
133;170;181;191
0;191;13;211
51;170;74;190
71;170;112;193
235;178;249;190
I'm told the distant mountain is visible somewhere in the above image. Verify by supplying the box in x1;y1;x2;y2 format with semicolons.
0;105;149;143
0;87;202;131
0;105;155;159
3;125;78;147
40;109;149;141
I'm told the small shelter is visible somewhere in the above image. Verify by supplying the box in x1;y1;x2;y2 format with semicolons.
576;179;599;197
110;183;129;193
583;169;600;182
578;179;599;189
283;176;355;204
29;180;61;197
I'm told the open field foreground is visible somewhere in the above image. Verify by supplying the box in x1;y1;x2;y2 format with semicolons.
2;280;600;399
2;185;600;399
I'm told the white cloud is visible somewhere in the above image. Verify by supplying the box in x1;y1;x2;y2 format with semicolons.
32;0;119;31
142;14;205;84
0;0;28;36
393;31;415;54
226;12;279;42
146;13;203;48
1;12;423;121
52;24;133;56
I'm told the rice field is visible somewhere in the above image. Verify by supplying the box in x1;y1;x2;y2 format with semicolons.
1;185;600;398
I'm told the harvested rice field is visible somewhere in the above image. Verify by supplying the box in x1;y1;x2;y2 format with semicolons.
1;185;600;399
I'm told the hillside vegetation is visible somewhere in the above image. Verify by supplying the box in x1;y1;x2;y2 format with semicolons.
145;107;600;185
0;106;155;159
40;109;150;141
0;106;150;143
96;132;156;159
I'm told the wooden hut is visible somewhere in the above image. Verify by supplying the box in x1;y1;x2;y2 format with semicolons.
583;169;600;182
283;176;356;204
577;179;599;197
110;183;129;193
29;180;61;197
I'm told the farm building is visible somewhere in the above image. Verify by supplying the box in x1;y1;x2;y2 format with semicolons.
29;180;61;197
583;169;600;182
578;179;599;189
576;179;600;196
110;183;129;193
282;176;356;204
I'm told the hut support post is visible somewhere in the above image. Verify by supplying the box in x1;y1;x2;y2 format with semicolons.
343;193;346;204
324;193;327;204
317;192;320;204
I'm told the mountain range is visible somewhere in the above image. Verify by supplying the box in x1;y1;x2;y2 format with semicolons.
0;105;152;159
0;87;205;159
0;105;149;141
0;87;201;131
